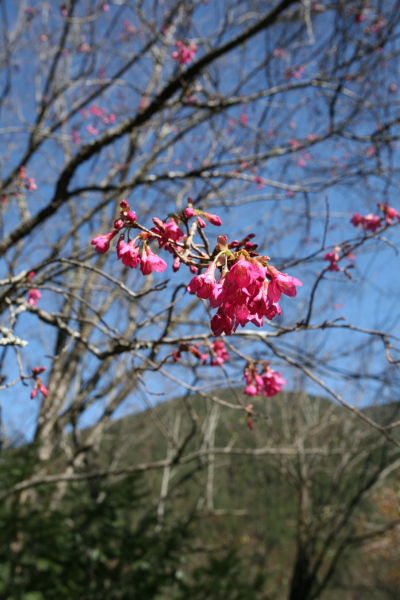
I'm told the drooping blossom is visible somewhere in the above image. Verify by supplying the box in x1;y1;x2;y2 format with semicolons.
185;207;195;218
210;307;233;336
262;366;287;398
378;202;400;225
363;213;381;232
28;289;42;306
187;263;217;299
189;250;301;335
91;229;118;253
266;265;303;303
172;40;198;65
324;249;340;271
350;212;364;227
119;239;141;268
151;218;184;253
244;364;286;398
140;245;167;275
211;340;230;366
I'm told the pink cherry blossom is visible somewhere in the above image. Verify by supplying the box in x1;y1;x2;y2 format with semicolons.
378;202;399;225
262;367;287;397
211;340;230;366
27;178;37;191
28;289;42;306
86;124;98;136
119;239;141;268
185;207;195;218
187;263;217;299
350;212;364;227
172;41;198;65
244;383;258;396
266;265;303;303
210;307;233;336
363;213;381;232
151;218;184;253
140;245;167;275
91;230;118;253
324;250;340;271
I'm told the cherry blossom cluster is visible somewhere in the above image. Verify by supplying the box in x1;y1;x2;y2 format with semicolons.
90;198;221;277
172;340;230;367
30;367;48;399
351;202;400;232
187;236;302;336
74;104;117;141
243;363;286;398
172;41;198;65
0;165;37;205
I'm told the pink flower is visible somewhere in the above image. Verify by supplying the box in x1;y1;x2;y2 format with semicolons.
211;340;230;366
266;265;302;303
253;176;265;189
28;289;42;306
244;384;258;396
363;214;381;232
350;212;364;227
262;367;287;397
324;250;340;271
173;257;181;272
91;230;118;253
172;40;198;65
86;124;98;136
27;178;37;191
187;263;217;299
151;218;184;253
30;388;37;399
140;245;167;275
185;207;195;218
119;239;141;268
378;202;399;225
210;308;233;336
226;256;264;289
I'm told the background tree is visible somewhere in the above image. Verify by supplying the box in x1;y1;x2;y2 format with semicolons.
1;0;400;598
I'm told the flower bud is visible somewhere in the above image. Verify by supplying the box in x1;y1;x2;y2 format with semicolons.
120;200;129;209
114;218;124;230
32;366;46;375
185;207;195;218
196;215;206;228
126;211;137;223
190;265;198;274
